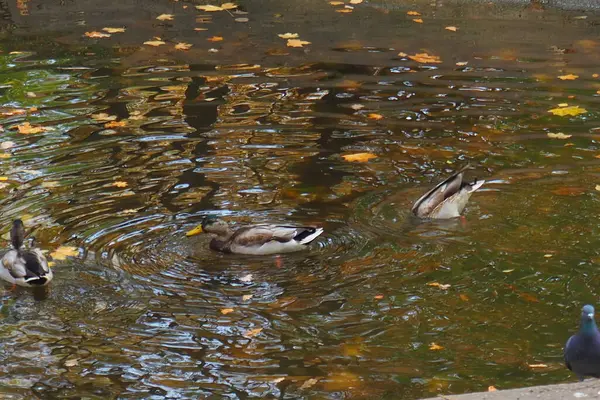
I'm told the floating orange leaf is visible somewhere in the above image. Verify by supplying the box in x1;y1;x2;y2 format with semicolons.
429;343;444;350
445;26;458;31
207;36;223;42
329;0;344;4
156;14;174;21
408;52;441;63
220;308;234;315
84;31;111;38
407;11;421;16
548;105;587;117
368;113;383;120
220;2;238;9
336;8;352;13
102;27;125;33
104;120;127;128
593;73;599;78
113;181;128;188
287;39;311;48
488;386;497;392
16;122;46;134
342;152;377;162
175;42;193;50
558;74;579;80
412;18;423;23
243;327;263;338
374;294;384;300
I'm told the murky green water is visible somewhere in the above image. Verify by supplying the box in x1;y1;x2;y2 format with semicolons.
1;0;600;398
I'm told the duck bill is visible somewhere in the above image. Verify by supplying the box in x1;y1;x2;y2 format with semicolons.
185;225;203;237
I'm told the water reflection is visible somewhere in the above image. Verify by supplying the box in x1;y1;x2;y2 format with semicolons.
1;1;600;398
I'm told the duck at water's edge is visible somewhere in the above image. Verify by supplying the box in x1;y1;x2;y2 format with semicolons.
186;217;324;255
0;219;53;287
565;305;600;381
411;164;485;219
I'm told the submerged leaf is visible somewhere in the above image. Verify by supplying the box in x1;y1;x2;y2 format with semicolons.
50;246;79;260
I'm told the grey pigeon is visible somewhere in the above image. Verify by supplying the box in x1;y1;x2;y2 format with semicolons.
411;165;485;219
564;305;600;380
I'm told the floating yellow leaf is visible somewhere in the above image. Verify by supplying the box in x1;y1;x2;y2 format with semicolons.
407;11;421;16
547;132;572;139
104;120;127;128
445;26;458;31
558;74;579;80
429;342;444;350
408;52;441;63
102;27;125;33
84;31;111;38
16;122;46;134
47;261;56;268
558;103;569;107
50;246;79;260
220;2;238;9
595;185;600;191
488;386;497;392
299;378;320;390
528;363;548;369
207;36;223;42
330;0;344;4
0;154;10;159
220;308;234;315
413;18;423;23
243;327;263;338
287;39;311;48
336;9;352;13
278;32;299;39
156;14;174;21
456;61;468;66
349;0;362;3
397;52;408;57
91;113;117;122
242;294;253;301
548;105;587;117
186;224;203;236
196;3;237;11
144;40;166;47
342;152;377;162
593;73;599;78
427;282;451;290
368;113;383;120
113;181;128;188
0;177;8;181
175;42;193;50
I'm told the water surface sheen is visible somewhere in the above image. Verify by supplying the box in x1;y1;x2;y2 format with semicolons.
0;0;600;398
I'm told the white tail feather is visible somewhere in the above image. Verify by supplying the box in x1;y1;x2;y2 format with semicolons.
298;228;324;245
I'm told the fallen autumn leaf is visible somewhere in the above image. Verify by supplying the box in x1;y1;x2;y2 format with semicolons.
558;74;579;80
102;27;125;33
547;132;572;139
278;33;299;39
287;39;311;48
175;42;193;50
548;105;587;117
156;14;174;21
342;152;377;162
84;31;111;38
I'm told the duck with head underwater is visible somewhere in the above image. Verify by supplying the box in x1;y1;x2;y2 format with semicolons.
186;216;324;255
411;164;485;219
0;219;53;288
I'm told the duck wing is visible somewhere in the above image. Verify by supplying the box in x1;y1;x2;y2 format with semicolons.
412;165;470;217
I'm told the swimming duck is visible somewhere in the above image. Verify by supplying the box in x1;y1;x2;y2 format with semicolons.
186;217;324;255
0;219;53;287
411;164;485;219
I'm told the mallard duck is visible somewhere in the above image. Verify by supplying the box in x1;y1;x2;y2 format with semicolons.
0;219;53;287
411;165;485;219
186;217;324;255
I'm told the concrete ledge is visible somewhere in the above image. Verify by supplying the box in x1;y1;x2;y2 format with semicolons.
426;380;599;400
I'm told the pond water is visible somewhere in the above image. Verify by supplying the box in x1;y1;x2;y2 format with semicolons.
1;0;600;398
